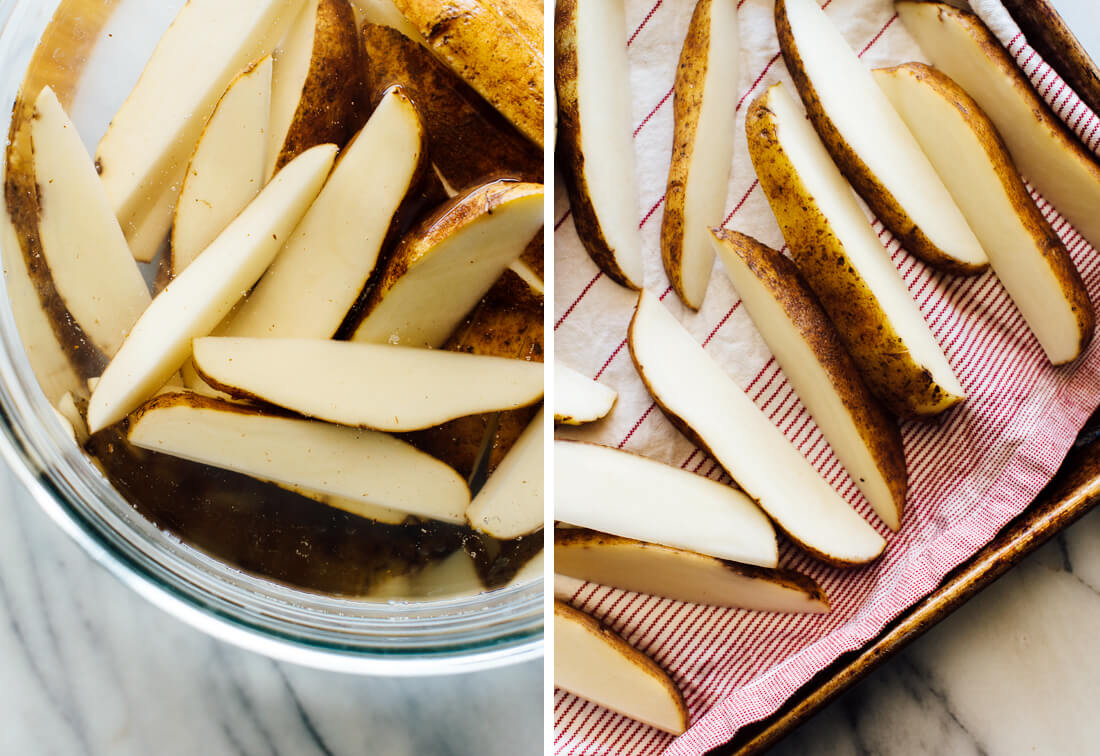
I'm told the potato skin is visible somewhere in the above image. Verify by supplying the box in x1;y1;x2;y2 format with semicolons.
745;85;962;419
393;0;543;148
774;0;983;276
877;62;1094;363
273;0;365;174
713;229;907;527
361;22;542;189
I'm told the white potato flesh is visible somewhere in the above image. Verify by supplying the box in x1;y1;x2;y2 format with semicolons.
351;185;544;348
273;481;411;525
896;1;1100;254
368;549;483;600
86;145;336;433
31;87;151;358
507;549;544;588
172;56;272;275
128;396;469;523
192;337;544;431
767;85;965;402
554;440;778;567
713;236;902;531
95;0;303;262
554;362;617;425
55;392;89;445
782;0;985;268
222;89;423;339
572;0;644;288
555;602;688;735
556;534;829;613
509;258;544;295
349;0;424;43
466;409;544;539
629;291;885;565
267;0;319;181
876;66;1089;365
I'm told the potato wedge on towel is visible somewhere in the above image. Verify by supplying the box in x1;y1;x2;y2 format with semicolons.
747;83;965;419
466;408;544;539
875;63;1094;365
660;0;740;309
555;440;778;568
556;529;829;613
555;0;644;289
896;2;1100;256
555;601;689;736
554;363;617;425
775;0;986;274
128;393;468;523
628;290;885;566
86;145;336;433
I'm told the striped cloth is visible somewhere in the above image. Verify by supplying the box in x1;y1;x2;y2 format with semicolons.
553;0;1100;753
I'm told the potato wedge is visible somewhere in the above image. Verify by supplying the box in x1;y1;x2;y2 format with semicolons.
896;2;1100;255
268;0;363;180
712;229;907;530
466;408;544;539
555;0;644;290
747;83;964;418
876;62;1094;365
393;0;543;148
171;56;272;276
554;363;617;425
775;0;986;274
629;290;885;566
660;0;740;310
351;0;424;41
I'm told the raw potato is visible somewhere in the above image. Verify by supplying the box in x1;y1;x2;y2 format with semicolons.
711;229;907;531
554;363;617;425
660;0;740;309
30;86;150;358
556;529;829;613
86;145;337;434
221;87;426;340
193;337;544;431
393;0;544;148
351;0;424;42
555;601;689;736
269;480;412;525
128;393;469;523
896;2;1100;255
350;180;544;348
775;0;986;274
361;23;542;189
267;0;363;180
628;290;886;566
95;0;304;262
171;56;272;276
554;440;778;567
466;408;544;539
875;63;1094;365
555;0;645;289
747;83;965;418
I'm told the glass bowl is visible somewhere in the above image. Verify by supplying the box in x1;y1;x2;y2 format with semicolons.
0;0;543;675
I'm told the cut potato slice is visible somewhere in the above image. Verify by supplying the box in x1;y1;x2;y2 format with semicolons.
267;0;362;180
896;2;1100;254
222;87;425;340
556;529;829;613
466;408;544;539
55;391;89;445
555;0;644;289
554;363;617;425
86;145;336;433
171;56;272;276
507;548;544;588
747;83;965;418
349;180;543;348
95;0;304;262
554;440;778;567
555;601;689;735
128;393;468;523
369;549;483;600
660;0;740;309
30;86;150;359
193;337;544;431
711;229;907;531
629;290;885;566
351;0;425;42
875;63;1094;365
775;0;985;274
272;480;411;525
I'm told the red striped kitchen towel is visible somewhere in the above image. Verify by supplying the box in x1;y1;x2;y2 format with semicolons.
553;0;1100;754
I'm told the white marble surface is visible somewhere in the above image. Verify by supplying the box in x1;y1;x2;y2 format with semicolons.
0;467;542;756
